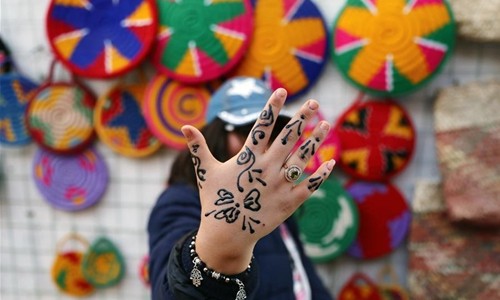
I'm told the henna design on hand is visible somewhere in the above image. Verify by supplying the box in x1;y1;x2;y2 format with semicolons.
191;155;206;189
243;188;261;211
242;215;261;234
307;173;325;192
281;114;305;145
236;146;267;192
250;104;275;145
299;137;320;160
191;144;199;154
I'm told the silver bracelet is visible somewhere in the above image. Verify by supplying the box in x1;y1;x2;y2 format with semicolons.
188;235;252;300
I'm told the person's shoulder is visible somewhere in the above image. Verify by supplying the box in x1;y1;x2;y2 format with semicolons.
156;182;199;205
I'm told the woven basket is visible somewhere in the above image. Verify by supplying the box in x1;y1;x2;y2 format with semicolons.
332;0;456;96
408;181;500;299
152;0;253;83
434;81;500;227
46;0;158;78
450;0;500;42
231;0;328;101
82;237;125;288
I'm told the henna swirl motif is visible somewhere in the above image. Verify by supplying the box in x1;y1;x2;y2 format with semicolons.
250;104;275;145
191;155;206;189
236;147;266;192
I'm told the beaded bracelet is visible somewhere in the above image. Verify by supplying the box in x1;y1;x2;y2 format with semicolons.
188;235;253;300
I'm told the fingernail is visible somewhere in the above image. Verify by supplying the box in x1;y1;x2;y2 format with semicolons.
181;126;193;140
326;159;336;171
276;88;287;97
308;100;318;110
320;121;330;131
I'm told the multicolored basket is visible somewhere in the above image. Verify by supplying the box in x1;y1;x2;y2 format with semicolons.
95;78;162;158
232;0;328;100
338;272;384;300
143;74;212;150
82;237;125;288
152;0;253;83
46;0;158;78
332;0;456;96
0;73;38;146
26;62;96;154
295;110;341;174
334;98;416;182
345;180;411;260
33;147;108;212
51;233;94;297
294;176;359;263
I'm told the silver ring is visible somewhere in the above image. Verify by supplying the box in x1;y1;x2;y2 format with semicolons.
284;165;302;182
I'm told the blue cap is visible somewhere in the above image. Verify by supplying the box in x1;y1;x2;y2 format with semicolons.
206;77;290;126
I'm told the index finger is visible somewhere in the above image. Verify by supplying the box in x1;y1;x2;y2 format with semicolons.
243;88;288;153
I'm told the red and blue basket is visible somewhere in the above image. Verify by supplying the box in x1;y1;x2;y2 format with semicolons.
152;0;253;83
46;0;158;78
232;0;329;101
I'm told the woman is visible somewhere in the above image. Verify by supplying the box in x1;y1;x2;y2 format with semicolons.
148;77;335;299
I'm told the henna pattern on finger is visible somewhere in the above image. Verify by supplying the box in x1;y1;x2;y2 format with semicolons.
307;173;326;191
250;104;275;145
236;146;267;192
299;137;320;160
191;144;199;154
191;155;206;189
281;114;305;145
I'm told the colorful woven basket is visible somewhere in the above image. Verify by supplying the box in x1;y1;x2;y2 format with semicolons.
294;176;359;263
95;79;162;158
232;0;328;100
335;98;416;182
338;272;384;300
408;181;500;299
332;0;455;96
143;74;212;150
345;180;411;259
26;63;96;154
46;0;158;78
295;110;341;174
82;237;125;288
139;254;150;287
0;73;38;146
33;147;108;212
51;233;94;297
152;0;253;83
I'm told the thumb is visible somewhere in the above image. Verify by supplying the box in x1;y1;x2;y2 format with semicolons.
181;125;217;187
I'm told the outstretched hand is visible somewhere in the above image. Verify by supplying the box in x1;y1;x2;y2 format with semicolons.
181;88;335;274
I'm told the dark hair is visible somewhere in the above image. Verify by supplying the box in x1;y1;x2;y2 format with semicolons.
168;116;290;187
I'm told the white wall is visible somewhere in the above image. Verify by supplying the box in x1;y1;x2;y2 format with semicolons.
1;0;499;299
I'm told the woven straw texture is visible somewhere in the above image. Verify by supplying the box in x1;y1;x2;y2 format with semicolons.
46;0;158;78
408;181;500;299
0;74;38;146
450;0;500;42
27;82;96;154
153;0;253;83
332;0;455;96
33;147;108;211
335;99;416;182
95;80;161;158
294;177;359;263
434;81;500;227
345;181;411;260
82;237;125;288
232;0;328;101
143;74;211;150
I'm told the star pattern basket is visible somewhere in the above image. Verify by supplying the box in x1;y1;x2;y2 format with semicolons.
33;147;108;212
143;74;212;150
46;0;158;78
332;0;456;96
335;98;416;182
95;79;161;158
345;180;411;259
232;0;328;100
152;0;253;83
294;176;359;263
0;73;38;146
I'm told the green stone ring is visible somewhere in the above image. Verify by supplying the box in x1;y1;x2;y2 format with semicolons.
285;165;302;182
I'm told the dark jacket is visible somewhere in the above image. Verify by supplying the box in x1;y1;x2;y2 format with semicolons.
148;183;333;299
